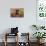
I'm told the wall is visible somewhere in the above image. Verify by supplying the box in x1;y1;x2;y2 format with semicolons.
0;0;36;42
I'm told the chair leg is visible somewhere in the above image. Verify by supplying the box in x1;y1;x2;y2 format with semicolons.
17;34;18;46
15;34;18;46
4;41;7;46
4;33;7;46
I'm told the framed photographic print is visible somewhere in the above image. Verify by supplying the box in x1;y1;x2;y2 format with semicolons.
10;8;24;17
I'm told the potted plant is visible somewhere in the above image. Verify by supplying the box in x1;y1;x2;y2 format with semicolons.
33;32;46;43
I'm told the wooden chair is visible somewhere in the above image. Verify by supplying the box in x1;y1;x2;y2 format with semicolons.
4;33;18;46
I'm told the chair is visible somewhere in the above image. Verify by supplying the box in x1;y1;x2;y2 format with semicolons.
4;27;19;46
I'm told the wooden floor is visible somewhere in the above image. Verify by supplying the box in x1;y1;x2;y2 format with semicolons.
0;42;46;46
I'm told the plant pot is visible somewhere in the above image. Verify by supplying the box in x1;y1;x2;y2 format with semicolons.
37;39;40;46
37;39;40;43
37;39;44;44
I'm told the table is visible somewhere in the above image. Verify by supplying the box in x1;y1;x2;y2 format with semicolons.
21;33;30;46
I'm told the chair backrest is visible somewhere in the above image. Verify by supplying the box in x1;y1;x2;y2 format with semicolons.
11;27;18;34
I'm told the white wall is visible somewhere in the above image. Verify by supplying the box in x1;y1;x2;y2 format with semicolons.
0;0;36;42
